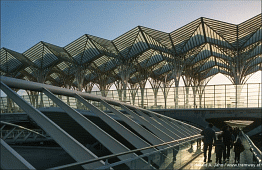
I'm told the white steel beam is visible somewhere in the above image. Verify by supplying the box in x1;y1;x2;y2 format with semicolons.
42;88;150;169
75;95;156;154
144;113;188;138
136;109;185;140
99;100;168;150
142;108;202;133
135;109;181;140
120;104;174;142
173;120;198;135
0;76;203;134
163;119;191;136
0;82;104;169
153;116;188;138
1;139;35;170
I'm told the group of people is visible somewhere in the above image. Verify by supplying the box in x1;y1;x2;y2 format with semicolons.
201;123;245;164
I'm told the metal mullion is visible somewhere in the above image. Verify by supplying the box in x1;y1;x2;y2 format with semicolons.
182;24;200;51
43;50;56;66
138;27;150;51
87;37;102;56
4;50;9;73
86;40;99;56
43;44;59;62
206;23;235;50
130;43;141;57
125;28;140;58
137;33;147;51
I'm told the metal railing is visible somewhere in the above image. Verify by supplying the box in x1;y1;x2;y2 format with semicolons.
242;131;262;164
90;83;261;109
0;121;50;143
48;132;222;170
1;83;261;114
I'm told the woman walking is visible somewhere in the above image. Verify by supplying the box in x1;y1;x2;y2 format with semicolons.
233;138;245;164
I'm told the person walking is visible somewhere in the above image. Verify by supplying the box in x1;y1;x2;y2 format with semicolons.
222;126;232;162
233;138;245;164
201;123;216;163
213;134;224;164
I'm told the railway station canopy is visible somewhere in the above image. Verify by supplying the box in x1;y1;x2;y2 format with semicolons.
1;13;262;92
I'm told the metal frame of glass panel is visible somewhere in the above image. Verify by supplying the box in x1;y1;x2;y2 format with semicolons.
1;14;261;93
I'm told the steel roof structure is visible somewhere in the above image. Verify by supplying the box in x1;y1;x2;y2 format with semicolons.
1;14;261;92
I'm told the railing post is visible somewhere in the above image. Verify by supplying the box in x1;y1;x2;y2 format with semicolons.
104;159;110;170
204;87;205;108
214;85;215;108
225;84;227;108
258;83;260;108
247;84;248;108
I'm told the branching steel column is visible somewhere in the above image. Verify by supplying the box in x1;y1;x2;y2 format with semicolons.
0;82;104;169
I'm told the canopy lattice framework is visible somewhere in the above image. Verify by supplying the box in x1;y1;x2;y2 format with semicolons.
1;14;262;93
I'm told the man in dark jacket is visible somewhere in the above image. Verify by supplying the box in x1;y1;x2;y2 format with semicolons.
201;123;216;162
222;126;232;162
213;134;224;164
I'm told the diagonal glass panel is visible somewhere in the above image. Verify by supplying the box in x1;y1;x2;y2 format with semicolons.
0;48;23;73
143;32;169;53
182;23;205;53
88;35;118;55
113;27;140;58
170;18;201;54
140;26;173;50
127;31;149;58
64;35;87;59
23;42;58;69
42;42;72;62
238;14;262;48
203;17;237;47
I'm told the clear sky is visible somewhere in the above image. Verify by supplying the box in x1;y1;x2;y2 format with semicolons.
0;0;261;89
1;0;261;53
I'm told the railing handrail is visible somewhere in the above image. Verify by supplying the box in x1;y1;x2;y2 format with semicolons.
89;82;262;93
0;121;47;138
242;131;262;163
48;131;222;170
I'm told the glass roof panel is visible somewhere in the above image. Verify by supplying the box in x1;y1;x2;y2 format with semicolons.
238;14;262;47
0;49;22;73
88;35;117;54
170;18;201;53
64;35;87;58
113;27;139;58
23;42;58;69
23;42;43;64
203;18;237;47
140;26;172;49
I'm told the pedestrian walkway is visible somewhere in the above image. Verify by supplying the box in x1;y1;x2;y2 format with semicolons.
181;136;261;169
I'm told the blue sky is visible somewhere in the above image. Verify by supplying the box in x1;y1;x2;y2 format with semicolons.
0;0;261;87
1;0;261;53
